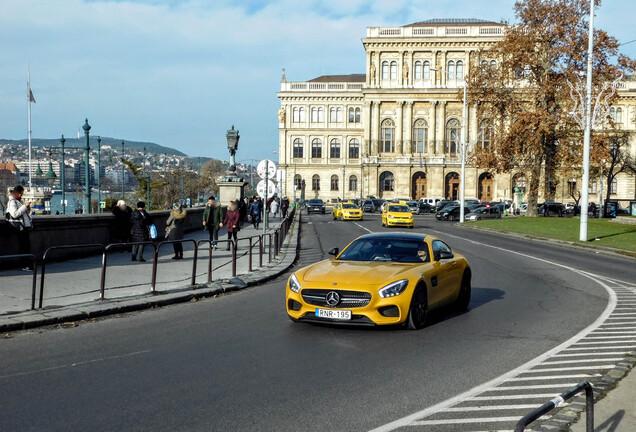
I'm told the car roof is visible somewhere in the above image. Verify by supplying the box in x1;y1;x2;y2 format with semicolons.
355;232;435;242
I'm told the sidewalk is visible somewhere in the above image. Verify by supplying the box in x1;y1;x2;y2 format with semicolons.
0;213;300;332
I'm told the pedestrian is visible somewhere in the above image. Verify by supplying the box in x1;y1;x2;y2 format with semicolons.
270;197;279;219
130;201;152;262
112;200;132;246
6;185;34;270
220;200;240;251
203;196;222;250
238;198;247;228
166;203;186;259
281;196;290;218
249;197;261;229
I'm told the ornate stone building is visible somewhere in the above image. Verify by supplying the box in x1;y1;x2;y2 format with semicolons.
277;19;636;204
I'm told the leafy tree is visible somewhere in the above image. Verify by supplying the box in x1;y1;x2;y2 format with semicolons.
594;127;636;211
467;0;635;216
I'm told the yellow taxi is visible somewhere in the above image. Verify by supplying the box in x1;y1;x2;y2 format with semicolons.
381;203;414;228
286;233;471;329
332;202;363;221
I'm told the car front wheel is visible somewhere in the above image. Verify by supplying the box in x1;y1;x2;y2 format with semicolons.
455;271;471;311
407;285;428;330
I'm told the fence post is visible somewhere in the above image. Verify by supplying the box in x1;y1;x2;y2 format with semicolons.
191;239;197;286
30;260;38;310
248;237;253;272
259;235;263;268
151;242;158;293
100;250;108;300
231;240;237;277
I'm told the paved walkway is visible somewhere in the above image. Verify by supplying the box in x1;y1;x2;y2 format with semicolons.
0;214;299;331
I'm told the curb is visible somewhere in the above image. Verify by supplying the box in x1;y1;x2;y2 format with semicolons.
0;214;301;333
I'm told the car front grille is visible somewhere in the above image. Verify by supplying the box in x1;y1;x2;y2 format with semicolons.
301;289;372;308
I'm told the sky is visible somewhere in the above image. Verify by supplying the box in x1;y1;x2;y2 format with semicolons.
1;0;635;163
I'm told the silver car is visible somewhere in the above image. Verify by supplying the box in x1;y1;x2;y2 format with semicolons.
466;206;501;221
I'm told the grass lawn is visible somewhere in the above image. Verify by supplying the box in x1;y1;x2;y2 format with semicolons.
471;217;636;252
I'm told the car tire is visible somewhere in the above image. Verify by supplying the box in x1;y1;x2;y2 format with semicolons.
455;270;471;311
407;285;428;330
449;214;455;221
333;214;337;220
409;225;414;229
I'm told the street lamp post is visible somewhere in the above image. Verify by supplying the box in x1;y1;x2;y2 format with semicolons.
181;166;185;205
60;135;66;214
82;119;91;214
97;136;101;214
121;141;125;200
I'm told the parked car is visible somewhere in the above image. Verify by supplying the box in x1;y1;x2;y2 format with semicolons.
362;200;376;213
306;199;326;214
418;201;435;213
372;199;386;211
435;200;454;212
419;197;443;207
538;202;565;217
435;205;472;221
406;201;421;214
466;206;501;221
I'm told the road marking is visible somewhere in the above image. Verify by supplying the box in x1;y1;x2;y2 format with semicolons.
504;374;602;381
411;417;521;425
542;358;623;364
445;404;546;412
369;230;626;432
489;384;579;391
551;351;631;357
520;365;615;372
353;222;373;234
468;394;563;400
70;350;151;367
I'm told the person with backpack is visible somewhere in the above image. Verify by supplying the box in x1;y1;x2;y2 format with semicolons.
6;185;33;270
130;201;152;262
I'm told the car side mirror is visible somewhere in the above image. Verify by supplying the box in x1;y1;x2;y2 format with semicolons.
328;247;339;257
439;250;454;260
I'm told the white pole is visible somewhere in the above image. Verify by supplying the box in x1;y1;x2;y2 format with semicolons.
579;0;594;241
27;65;32;188
460;81;467;223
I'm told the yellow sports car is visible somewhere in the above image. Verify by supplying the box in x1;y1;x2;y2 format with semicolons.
286;232;471;329
382;203;414;228
332;202;363;221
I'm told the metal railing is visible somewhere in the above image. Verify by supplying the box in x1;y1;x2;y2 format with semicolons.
0;254;38;310
514;382;594;432
4;208;297;311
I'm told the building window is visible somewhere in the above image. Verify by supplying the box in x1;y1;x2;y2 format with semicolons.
349;139;360;159
490;60;497;68
447;61;455;80
330;139;341;159
423;61;430;79
330;174;339;191
610;107;623;123
413;119;428;153
568;179;577;196
611;178;618;194
292;107;305;122
349;175;358;191
348;107;360;123
311;138;322;159
588;181;597;194
445;119;460;154
381;61;389;80
390;61;397;80
381;119;395;153
294;174;302;190
292;138;303;158
312;175;320;191
414;61;422;80
481;60;487;68
456;60;463;79
379;171;394;192
311;107;324;123
478;119;491;150
330;107;342;123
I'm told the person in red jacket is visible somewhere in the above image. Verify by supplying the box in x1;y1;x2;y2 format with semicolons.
220;200;240;251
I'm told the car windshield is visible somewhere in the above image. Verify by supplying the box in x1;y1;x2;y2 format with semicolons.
309;200;323;205
343;204;358;209
388;205;410;212
338;237;430;263
407;201;417;206
472;208;484;214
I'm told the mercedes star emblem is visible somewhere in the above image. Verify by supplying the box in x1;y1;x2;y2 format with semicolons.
326;291;340;307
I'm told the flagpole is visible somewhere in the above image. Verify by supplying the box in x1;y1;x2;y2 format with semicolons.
27;64;33;188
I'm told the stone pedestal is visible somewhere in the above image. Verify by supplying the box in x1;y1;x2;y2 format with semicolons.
217;180;247;205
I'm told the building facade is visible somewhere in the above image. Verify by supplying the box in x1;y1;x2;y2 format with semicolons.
277;19;636;204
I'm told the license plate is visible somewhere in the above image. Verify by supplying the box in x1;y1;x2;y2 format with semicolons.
315;309;352;320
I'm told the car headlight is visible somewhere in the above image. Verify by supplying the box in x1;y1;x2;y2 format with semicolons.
289;274;301;293
378;279;409;298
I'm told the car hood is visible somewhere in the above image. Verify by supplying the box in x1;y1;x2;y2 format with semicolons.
298;259;415;289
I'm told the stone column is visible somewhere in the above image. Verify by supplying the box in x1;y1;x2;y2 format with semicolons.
440;101;447;155
431;101;438;154
373;102;380;155
405;101;413;154
365;101;372;156
396;101;404;154
441;51;447;87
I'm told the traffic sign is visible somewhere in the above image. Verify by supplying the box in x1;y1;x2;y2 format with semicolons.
257;159;277;179
100;201;106;209
256;179;276;199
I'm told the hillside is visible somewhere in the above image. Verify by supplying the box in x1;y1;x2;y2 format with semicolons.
0;137;187;156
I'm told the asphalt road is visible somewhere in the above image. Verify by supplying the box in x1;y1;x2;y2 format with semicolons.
1;212;633;432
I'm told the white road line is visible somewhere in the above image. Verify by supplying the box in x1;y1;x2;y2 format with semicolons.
582;335;636;339
488;384;579;391
369;232;624;432
551;352;631;357
542;358;623;364
572;341;636;345
353;222;373;234
445;404;549;412
505;374;601;381
562;345;636;351
467;394;560;401
521;365;614;372
411;417;521;426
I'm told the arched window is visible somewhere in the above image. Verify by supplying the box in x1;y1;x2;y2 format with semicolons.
390;61;397;80
330;139;341;159
413;119;428;153
478;119;492;150
348;107;355;122
349;175;358;191
329;107;342;122
330;174;339;191
381;61;389;80
381;119;395;153
294;174;302;191
611;178;618;194
481;60;488;68
349;139;360;159
414;61;422;80
355;107;360;122
456;60;463;79
292;138;303;158
447;61;455;80
616;107;623;123
311;107;318;123
293;107;305;122
311;138;322;159
312;174;320;191
490;60;497;68
423;61;430;79
445;119;460;154
379;171;394;192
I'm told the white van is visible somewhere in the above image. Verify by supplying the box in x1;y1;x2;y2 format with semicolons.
419;197;443;206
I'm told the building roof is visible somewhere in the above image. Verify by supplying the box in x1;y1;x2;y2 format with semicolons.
0;162;19;172
308;74;366;83
404;18;501;27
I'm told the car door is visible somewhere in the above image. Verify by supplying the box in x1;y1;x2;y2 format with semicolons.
430;240;458;307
